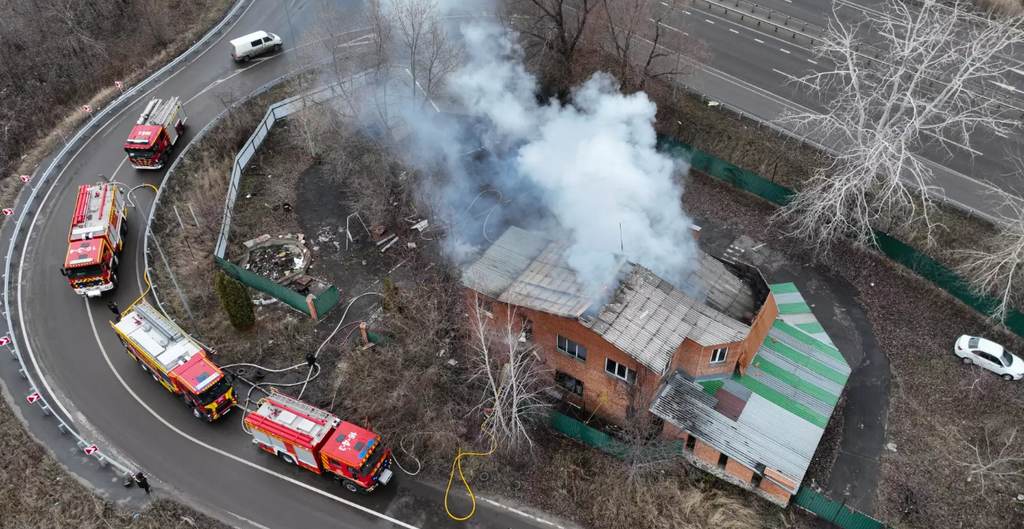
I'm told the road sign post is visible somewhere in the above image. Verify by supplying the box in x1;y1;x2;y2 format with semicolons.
84;445;99;455
115;81;123;94
26;392;41;403
83;105;94;120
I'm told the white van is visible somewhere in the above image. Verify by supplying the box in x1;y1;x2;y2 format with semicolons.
230;31;282;62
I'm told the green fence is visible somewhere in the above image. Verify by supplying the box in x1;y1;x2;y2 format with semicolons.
551;411;887;527
793;488;890;529
312;285;341;318
656;133;1024;340
216;256;312;316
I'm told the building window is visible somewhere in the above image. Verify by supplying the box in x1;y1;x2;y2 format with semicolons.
477;297;493;317
555;371;584;396
605;358;637;384
557;335;587;361
717;452;729;469
710;347;729;365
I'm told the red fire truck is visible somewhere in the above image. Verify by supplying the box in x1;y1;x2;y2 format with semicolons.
244;391;394;493
59;182;127;297
111;302;236;421
124;97;187;169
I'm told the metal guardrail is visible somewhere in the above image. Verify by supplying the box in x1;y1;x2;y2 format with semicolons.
0;0;250;481
674;80;1006;227
693;0;1024;117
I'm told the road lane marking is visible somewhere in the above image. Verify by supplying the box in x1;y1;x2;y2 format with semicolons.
85;302;421;529
772;68;789;76
780;48;791;54
730;29;739;34
755;38;764;43
807;59;818;64
14;0;259;428
705;19;714;24
994;81;1018;93
111;156;130;181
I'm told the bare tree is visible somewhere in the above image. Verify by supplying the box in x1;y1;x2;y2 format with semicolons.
502;0;602;95
957;191;1024;323
466;295;550;451
598;0;706;95
776;0;1024;250
617;368;679;482
390;0;435;107
948;424;1024;494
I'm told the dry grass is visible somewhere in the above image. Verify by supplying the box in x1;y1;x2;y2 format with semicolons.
680;167;1024;529
974;0;1024;17
0;0;234;233
148;82;320;373
0;395;230;529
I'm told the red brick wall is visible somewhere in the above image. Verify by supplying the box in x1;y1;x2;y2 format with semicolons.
662;421;689;444
668;338;743;379
759;478;793;503
464;289;656;426
725;459;755;482
737;291;779;376
692;439;721;466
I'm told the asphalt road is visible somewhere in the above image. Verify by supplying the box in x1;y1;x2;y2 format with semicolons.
638;0;1024;217
3;1;559;528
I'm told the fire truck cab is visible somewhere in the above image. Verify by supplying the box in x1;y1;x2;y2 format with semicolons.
125;97;187;170
112;302;236;421
244;392;394;493
60;183;126;297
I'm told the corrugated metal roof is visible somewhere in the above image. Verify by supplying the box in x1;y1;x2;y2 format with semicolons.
462;226;550;298
580;265;750;373
714;388;747;421
463;227;755;372
650;283;851;493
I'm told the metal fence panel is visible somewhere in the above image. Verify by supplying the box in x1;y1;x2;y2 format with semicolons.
656;133;1024;341
656;134;794;206
215;256;310;315
312;286;340;317
793;488;885;529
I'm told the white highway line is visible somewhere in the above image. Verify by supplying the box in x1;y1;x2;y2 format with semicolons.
780;48;791;54
705;19;714;24
730;28;739;34
479;497;566;529
755;38;765;43
14;0;260;425
85;303;421;529
993;81;1018;93
772;68;789;76
807;59;817;64
111;156;129;181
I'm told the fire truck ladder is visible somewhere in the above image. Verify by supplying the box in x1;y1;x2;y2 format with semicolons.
265;390;335;424
138;97;181;126
135;303;183;348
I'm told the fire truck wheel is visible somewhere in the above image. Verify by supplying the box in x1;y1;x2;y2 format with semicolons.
121;219;128;235
139;360;148;372
111;273;119;289
343;481;361;494
151;372;159;382
192;407;204;420
280;453;296;465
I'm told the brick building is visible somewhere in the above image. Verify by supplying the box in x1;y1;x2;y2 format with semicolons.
462;226;850;505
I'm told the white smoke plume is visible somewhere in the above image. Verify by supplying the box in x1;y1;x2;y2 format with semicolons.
435;22;699;292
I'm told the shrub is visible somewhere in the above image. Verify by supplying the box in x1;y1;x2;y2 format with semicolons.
215;270;254;330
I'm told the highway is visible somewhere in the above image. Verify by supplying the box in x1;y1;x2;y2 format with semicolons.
0;1;556;528
654;0;1024;215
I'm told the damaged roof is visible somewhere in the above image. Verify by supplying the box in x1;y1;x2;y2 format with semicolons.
580;265;751;373
650;283;851;494
462;226;756;372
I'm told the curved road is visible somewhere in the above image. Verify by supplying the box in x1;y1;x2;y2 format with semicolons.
4;1;552;528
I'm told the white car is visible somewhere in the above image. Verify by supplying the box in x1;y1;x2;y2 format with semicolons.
954;335;1024;381
230;31;283;62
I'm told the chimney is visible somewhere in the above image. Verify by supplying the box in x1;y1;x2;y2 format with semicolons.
690;224;702;243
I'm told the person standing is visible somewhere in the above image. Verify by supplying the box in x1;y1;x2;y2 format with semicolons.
134;472;150;494
107;301;121;323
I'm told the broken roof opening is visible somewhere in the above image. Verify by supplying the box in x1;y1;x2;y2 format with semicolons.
463;226;764;373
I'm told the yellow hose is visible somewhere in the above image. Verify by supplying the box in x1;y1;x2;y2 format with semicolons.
444;366;508;521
